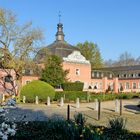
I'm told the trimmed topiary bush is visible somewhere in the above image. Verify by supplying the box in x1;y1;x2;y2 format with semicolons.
20;80;55;103
61;82;84;91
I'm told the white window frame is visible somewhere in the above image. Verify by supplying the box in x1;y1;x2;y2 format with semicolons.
125;82;130;89
96;72;99;77
109;73;112;78
138;82;140;89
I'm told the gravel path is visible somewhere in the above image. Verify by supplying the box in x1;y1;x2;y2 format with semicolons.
4;99;140;132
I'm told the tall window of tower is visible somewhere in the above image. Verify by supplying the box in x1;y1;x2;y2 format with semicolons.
76;69;80;76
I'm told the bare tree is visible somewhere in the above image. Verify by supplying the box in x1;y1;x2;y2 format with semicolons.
105;52;138;67
115;52;135;66
0;8;44;95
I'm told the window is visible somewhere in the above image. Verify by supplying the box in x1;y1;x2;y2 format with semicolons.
88;85;92;89
76;69;80;76
132;82;137;89
133;73;137;78
92;71;101;78
94;83;98;89
92;71;97;77
4;75;13;83
138;82;140;89
101;73;104;77
119;83;123;91
109;83;113;90
125;82;130;89
124;74;126;78
96;72;99;77
109;73;112;78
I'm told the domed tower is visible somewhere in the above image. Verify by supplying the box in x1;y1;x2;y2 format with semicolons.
35;17;91;90
55;22;65;41
36;20;79;61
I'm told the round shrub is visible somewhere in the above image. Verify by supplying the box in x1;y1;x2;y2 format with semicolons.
20;80;55;103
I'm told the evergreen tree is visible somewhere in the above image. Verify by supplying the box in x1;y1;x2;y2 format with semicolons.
40;55;69;87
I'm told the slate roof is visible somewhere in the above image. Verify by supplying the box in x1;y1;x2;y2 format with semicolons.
35;22;79;62
94;65;140;72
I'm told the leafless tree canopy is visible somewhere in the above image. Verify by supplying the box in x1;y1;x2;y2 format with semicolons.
0;8;44;95
104;52;140;67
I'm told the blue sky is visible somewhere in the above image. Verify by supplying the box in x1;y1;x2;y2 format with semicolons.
0;0;140;61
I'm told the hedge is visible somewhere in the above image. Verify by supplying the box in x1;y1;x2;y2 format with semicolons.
55;92;140;102
55;91;88;102
90;92;140;102
61;82;84;91
20;80;55;103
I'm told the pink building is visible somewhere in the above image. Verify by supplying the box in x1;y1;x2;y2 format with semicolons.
1;22;140;94
33;22;140;93
0;69;17;95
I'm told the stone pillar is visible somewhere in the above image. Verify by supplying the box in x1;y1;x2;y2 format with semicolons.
63;94;65;101
47;96;50;106
0;94;2;103
76;98;80;108
60;97;64;107
2;94;5;102
95;98;98;111
115;99;119;112
102;77;108;92
23;96;26;103
114;77;118;93
35;96;39;104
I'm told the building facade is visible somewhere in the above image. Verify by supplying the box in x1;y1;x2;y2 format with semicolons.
1;22;140;95
33;22;140;93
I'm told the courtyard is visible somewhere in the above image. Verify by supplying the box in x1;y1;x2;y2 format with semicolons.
5;98;140;132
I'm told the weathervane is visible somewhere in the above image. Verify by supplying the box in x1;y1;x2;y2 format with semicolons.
59;11;61;23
